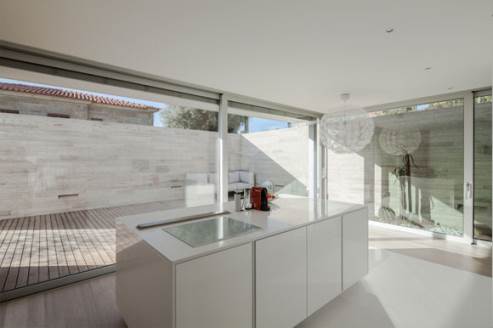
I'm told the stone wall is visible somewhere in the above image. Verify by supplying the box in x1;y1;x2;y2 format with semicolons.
0;91;88;119
0;113;308;219
88;104;154;125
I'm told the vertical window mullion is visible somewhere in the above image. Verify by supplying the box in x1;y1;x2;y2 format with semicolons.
463;91;474;243
217;94;229;210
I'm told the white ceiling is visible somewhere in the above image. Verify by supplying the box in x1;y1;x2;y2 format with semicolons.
0;0;492;113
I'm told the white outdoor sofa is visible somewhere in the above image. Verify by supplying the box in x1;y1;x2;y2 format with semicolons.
185;170;255;207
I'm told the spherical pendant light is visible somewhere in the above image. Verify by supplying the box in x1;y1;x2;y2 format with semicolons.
379;128;421;156
320;93;375;153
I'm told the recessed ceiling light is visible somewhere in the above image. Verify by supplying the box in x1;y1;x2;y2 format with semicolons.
340;93;351;102
385;28;394;33
425;67;432;71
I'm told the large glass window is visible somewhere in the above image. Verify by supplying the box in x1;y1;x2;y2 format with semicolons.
0;78;219;214
0;76;218;294
227;109;312;198
473;93;492;241
0;74;318;299
371;99;465;236
327;98;465;236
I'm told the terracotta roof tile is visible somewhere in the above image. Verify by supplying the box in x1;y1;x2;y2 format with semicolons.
0;82;160;111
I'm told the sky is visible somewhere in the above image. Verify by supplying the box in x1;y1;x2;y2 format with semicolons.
0;78;289;133
248;117;289;132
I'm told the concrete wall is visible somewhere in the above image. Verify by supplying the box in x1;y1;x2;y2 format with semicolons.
0;113;308;219
0;113;218;218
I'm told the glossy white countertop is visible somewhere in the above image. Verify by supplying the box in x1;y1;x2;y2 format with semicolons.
117;198;365;263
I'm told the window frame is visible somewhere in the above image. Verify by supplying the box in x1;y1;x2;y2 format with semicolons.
365;89;493;244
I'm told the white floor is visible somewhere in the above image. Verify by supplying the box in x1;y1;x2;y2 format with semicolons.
299;247;492;328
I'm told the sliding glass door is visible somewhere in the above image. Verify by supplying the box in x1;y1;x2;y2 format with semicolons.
0;75;220;298
327;91;493;242
371;99;465;236
0;69;319;300
473;91;492;241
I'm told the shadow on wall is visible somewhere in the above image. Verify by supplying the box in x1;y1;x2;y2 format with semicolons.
238;126;310;196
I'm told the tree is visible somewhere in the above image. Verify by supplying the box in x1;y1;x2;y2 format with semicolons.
161;106;248;133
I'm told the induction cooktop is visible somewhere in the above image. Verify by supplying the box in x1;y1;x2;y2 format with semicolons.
163;216;261;248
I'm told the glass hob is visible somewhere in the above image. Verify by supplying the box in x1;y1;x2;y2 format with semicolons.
163;216;261;248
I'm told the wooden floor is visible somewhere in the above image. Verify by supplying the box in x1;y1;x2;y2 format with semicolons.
0;200;183;295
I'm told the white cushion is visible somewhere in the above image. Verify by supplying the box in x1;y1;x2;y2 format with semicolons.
239;171;253;184
228;182;251;192
229;171;240;183
236;182;251;190
186;173;208;185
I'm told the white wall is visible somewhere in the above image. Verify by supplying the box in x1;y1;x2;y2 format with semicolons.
240;125;310;195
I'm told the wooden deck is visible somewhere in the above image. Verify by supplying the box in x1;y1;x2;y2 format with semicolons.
0;200;183;295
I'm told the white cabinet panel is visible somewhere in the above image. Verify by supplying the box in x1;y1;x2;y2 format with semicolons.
256;227;307;328
342;207;368;290
116;240;174;328
307;217;342;315
176;244;253;328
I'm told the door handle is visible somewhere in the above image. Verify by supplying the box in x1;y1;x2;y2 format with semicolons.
466;182;473;199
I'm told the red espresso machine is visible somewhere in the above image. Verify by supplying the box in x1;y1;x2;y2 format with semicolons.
250;187;270;211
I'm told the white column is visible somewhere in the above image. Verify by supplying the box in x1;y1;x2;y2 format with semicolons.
316;119;323;201
463;91;474;243
308;122;317;199
217;94;229;210
321;145;328;201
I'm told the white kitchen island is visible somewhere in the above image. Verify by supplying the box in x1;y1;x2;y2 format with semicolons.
116;198;368;328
